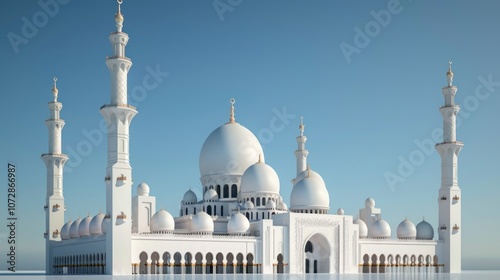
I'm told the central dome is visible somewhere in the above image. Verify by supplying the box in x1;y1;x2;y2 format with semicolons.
199;122;264;177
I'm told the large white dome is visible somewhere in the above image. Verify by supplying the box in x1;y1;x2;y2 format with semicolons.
150;209;175;233
397;218;417;239
416;219;434;240
78;216;92;237
61;220;73;240
353;218;368;238
290;169;329;211
89;213;105;235
69;218;82;239
199;122;264;177
191;211;214;234
227;212;250;235
370;219;391;239
240;161;280;194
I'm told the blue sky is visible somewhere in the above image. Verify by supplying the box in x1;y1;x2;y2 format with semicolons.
1;0;499;271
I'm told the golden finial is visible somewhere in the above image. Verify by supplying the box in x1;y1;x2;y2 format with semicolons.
228;98;236;123
306;164;311;178
299;116;304;137
446;60;453;87
258;154;262;163
52;77;58;102
115;0;124;28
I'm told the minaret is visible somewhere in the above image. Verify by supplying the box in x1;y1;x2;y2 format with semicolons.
100;0;137;274
294;116;309;177
436;61;463;273
41;77;68;274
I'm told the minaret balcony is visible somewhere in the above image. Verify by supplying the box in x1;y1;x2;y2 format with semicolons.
452;195;460;201
52;229;60;238
52;204;61;212
439;225;447;230
452;224;460;231
106;55;131;61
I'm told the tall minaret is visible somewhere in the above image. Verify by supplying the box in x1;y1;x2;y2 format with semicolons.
41;77;68;274
436;61;463;273
294;116;309;178
100;0;137;274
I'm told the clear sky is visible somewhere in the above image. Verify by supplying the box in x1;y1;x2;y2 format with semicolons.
0;0;499;271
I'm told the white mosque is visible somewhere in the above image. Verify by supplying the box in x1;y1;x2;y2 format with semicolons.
41;1;463;275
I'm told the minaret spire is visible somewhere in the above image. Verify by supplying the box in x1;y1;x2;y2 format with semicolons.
42;77;68;274
228;98;236;123
294;116;309;177
436;61;463;273
52;77;58;102
115;0;124;32
100;0;136;274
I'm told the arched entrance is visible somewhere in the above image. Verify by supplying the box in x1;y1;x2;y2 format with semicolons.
304;233;330;273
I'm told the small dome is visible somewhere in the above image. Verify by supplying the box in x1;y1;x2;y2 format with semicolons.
137;182;150;196
278;201;288;210
183;190;197;204
243;200;254;209
240;161;280;194
290;169;329;211
365;197;375;208
150;209;175;233
199;122;264;177
204;189;219;201
101;216;110;234
78;216;92;237
61;220;73;240
397;219;417;239
266;199;276;209
370;219;391;239
191;211;214;234
353;218;368;238
416;219;434;240
337;208;344;215
227;212;250;234
89;213;105;235
69;218;82;239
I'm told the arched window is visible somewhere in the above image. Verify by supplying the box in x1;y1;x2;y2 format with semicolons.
246;212;250;219
251;197;254;204
223;185;229;198
262;212;264;219
251;212;253;220
207;205;212;215
256;197;261;206
185;208;188;215
221;205;224;216
209;185;214;190
305;241;313;253
193;207;197;215
231;184;237;197
216;185;221;198
214;205;217;216
262;197;266;206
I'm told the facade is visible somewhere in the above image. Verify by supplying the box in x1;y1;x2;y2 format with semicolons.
42;2;463;275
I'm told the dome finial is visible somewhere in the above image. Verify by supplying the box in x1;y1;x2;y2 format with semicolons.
115;0;124;32
228;98;236;123
299;116;305;136
306;164;311;178
258;153;263;163
446;60;453;87
52;77;58;102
